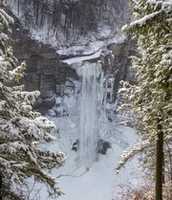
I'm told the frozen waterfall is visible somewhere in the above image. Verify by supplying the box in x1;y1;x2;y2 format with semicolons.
79;61;104;167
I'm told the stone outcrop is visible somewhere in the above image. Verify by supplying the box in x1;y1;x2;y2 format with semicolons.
97;139;111;155
107;40;130;101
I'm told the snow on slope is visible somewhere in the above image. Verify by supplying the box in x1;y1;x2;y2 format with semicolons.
32;113;144;200
58;129;143;200
58;34;126;61
62;50;102;65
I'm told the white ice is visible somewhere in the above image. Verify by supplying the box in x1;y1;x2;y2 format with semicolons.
33;115;144;200
62;50;102;65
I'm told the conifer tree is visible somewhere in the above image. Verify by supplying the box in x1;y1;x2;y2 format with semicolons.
0;4;64;200
117;1;172;199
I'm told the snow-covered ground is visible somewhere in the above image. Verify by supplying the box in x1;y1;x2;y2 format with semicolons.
32;112;144;200
56;124;144;200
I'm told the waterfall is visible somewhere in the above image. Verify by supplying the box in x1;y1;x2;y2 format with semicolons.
79;61;104;167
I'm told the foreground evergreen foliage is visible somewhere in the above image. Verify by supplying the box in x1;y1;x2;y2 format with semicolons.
118;0;172;199
0;6;64;200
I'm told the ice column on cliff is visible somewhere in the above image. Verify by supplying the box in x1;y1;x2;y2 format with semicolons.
79;61;104;167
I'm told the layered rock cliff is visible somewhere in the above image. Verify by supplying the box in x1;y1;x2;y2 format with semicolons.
7;0;131;111
7;0;129;48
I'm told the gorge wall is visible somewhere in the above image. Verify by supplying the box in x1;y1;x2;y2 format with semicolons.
7;0;131;111
7;0;129;47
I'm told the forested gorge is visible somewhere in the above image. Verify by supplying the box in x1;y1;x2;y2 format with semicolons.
0;0;171;200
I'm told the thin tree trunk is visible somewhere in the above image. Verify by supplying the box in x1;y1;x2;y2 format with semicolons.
155;124;164;200
0;173;2;200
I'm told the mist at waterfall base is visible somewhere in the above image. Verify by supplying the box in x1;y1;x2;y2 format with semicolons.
33;61;144;200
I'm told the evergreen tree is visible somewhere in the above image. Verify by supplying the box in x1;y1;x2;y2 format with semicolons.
0;4;64;200
117;1;172;199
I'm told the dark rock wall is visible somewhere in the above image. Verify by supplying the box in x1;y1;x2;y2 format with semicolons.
12;21;78;107
100;40;130;102
109;41;130;100
7;0;129;47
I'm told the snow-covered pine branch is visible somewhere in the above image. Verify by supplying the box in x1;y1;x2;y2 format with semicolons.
0;5;64;200
123;1;172;33
9;61;26;82
117;0;172;184
116;140;151;172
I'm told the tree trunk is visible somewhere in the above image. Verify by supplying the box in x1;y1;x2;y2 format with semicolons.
155;125;164;200
0;173;2;200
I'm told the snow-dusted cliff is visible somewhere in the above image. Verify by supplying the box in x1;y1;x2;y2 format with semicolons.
7;0;131;111
7;0;129;50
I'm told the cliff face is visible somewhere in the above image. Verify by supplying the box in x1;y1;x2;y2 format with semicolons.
7;0;129;48
12;23;79;109
7;0;130;111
